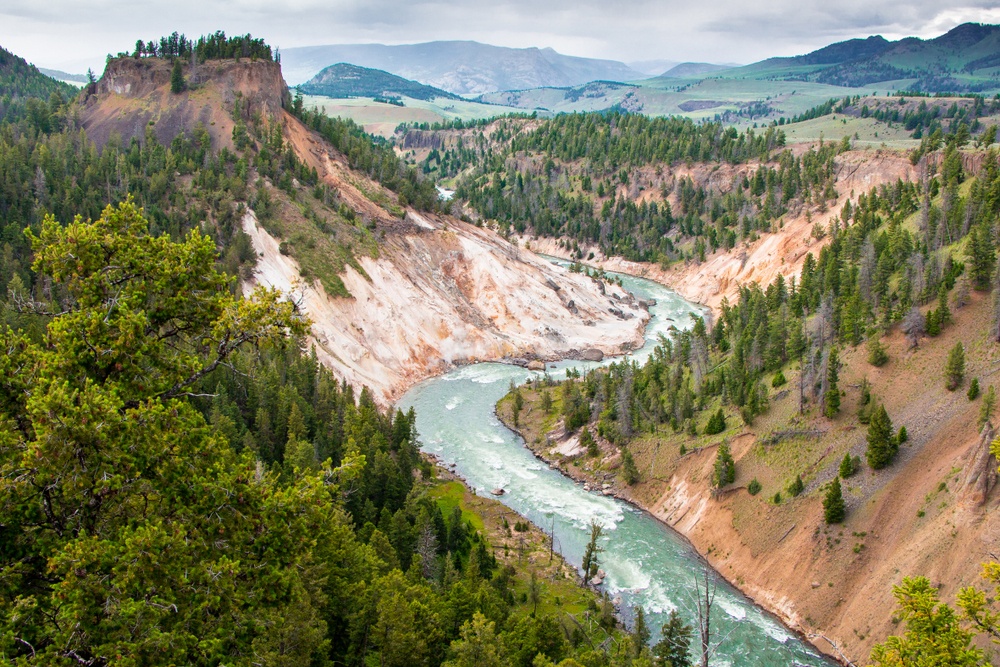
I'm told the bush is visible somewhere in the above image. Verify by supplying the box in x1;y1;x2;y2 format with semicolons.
704;408;727;435
772;491;782;504
896;425;908;444
747;478;762;495
772;371;787;388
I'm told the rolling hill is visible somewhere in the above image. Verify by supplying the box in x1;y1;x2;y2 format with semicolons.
723;22;1000;93
279;40;646;94
300;62;461;101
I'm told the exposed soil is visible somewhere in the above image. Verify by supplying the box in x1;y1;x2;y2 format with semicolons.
500;291;1000;664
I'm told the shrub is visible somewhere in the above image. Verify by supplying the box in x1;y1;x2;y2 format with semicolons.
772;371;787;388
747;478;762;495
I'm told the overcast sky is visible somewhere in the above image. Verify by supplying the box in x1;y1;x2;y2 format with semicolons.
3;0;1000;74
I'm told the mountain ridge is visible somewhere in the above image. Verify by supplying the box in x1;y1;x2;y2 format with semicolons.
280;40;647;95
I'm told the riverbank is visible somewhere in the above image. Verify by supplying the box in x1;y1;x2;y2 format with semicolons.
495;288;1000;664
494;385;847;665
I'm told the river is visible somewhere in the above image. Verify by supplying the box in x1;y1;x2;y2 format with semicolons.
398;265;836;667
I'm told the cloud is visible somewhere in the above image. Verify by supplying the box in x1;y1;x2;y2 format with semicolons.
1;0;998;73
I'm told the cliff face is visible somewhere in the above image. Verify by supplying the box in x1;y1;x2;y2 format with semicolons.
81;57;288;148
242;205;648;405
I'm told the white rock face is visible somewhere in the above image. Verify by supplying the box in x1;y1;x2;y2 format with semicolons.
243;210;648;404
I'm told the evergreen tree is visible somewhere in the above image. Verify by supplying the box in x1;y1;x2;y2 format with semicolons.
866;404;897;469
788;474;805;497
633;605;651;656
654;610;693;667
867;337;889;367
823;348;841;418
968;224;995;291
870;577;983;667
839;453;857;478
946;342;965;391
969;378;981;400
703;407;727;435
712;441;736;488
980;386;997;427
823;476;846;524
170;59;186;93
621;448;640;485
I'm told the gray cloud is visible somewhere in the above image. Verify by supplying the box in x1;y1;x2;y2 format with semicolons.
0;0;997;74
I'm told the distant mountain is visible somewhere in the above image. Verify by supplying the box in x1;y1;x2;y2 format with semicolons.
280;41;647;95
733;23;1000;93
627;59;680;76
38;67;89;84
300;63;461;101
659;62;734;78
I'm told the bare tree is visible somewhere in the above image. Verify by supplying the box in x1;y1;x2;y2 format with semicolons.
694;567;716;667
902;307;926;349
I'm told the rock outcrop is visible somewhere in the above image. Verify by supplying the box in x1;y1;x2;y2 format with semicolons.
962;422;997;506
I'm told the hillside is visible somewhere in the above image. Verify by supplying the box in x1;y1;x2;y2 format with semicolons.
300;62;461;101
0;43;77;123
483;127;1000;663
729;22;1000;93
280;40;646;94
0;37;656;667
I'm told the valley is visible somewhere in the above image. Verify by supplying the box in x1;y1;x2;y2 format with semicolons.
3;20;1000;667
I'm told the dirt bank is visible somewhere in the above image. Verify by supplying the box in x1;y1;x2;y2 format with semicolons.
519;149;917;316
243;207;649;405
498;291;1000;664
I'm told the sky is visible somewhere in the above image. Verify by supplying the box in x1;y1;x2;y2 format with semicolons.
3;0;1000;74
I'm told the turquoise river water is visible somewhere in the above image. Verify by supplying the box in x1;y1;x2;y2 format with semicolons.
398;265;836;667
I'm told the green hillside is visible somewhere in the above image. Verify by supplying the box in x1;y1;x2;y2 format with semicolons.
718;23;1000;93
301;62;461;101
0;44;78;123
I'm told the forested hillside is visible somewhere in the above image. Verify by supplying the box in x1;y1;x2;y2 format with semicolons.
0;36;648;667
497;124;1000;661
0;44;76;125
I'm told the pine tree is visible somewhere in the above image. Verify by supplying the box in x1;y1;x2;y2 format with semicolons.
712;441;736;488
654;610;693;667
945;342;965;391
823;476;846;524
170;59;186;93
866;404;897;469
968;224;995;291
980;386;997;427
633;605;650;656
867;337;889;367
969;378;981;400
839;453;856;478
823;348;841;418
620;448;640;485
703;407;726;435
